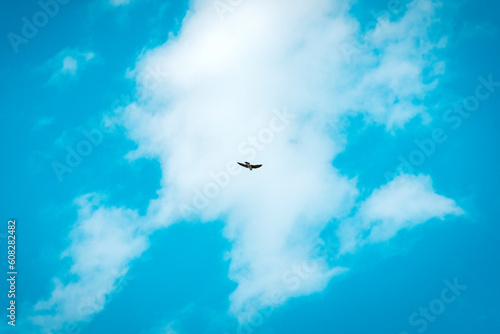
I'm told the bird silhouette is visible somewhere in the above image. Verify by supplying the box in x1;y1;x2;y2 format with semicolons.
237;162;262;171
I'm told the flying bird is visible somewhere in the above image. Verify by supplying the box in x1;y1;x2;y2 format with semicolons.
238;162;262;171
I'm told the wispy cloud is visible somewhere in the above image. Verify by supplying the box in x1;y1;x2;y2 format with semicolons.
32;116;55;132
460;20;498;38
109;0;135;7
30;194;148;332
148;320;180;334
337;174;464;255
43;48;95;85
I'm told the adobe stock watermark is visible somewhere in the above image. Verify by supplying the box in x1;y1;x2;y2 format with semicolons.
177;107;295;218
140;65;170;93
385;74;499;182
7;0;73;54
399;277;467;334
233;236;340;334
212;0;245;21
340;0;409;64
60;269;134;334
51;125;109;183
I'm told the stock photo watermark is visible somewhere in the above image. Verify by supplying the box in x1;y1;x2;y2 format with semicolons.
7;0;73;54
385;73;499;181
231;236;339;334
6;219;17;327
212;0;245;21
61;269;135;334
340;0;409;64
51;126;109;182
140;65;170;92
51;63;171;183
400;277;467;334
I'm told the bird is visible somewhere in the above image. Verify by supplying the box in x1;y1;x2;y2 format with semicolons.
237;162;262;171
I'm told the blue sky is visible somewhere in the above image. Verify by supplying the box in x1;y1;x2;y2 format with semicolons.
1;0;499;333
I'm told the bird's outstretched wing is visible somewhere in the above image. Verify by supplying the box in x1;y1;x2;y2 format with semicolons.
251;164;262;169
237;162;249;168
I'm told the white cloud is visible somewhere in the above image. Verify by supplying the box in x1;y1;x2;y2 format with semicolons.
109;0;134;6
44;48;95;85
32;0;464;331
32;116;55;132
337;174;464;254
156;321;179;334
61;56;78;74
30;194;148;333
